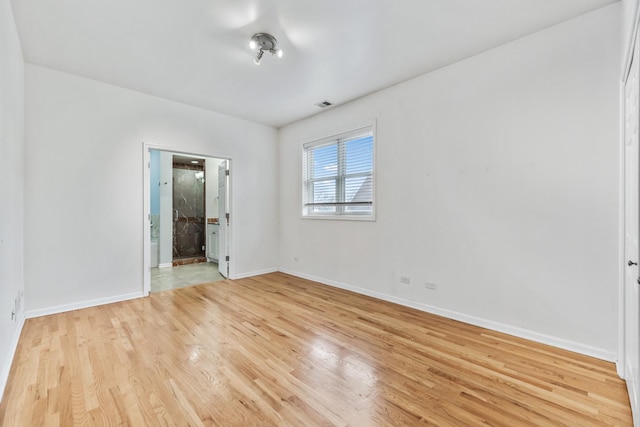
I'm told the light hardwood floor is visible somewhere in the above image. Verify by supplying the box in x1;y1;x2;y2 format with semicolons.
0;272;632;426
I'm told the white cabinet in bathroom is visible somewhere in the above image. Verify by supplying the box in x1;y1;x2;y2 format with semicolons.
207;224;219;262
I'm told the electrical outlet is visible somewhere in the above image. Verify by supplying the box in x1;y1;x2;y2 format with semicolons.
424;282;437;290
400;276;411;285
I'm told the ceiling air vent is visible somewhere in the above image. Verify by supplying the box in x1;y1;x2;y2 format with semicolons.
315;101;333;108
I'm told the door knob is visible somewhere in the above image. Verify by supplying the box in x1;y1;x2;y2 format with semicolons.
629;260;638;266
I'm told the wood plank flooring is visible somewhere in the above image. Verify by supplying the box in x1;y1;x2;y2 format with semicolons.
0;272;632;426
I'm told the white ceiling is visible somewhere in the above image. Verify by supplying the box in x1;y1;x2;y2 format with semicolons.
10;0;617;128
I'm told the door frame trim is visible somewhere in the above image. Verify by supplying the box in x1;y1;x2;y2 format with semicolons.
622;2;640;84
142;141;234;295
619;4;640;381
618;0;640;381
619;69;628;380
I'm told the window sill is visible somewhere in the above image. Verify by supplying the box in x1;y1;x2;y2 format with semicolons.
300;214;376;222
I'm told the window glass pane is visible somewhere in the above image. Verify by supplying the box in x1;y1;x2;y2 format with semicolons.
344;205;372;214
345;176;373;203
345;135;373;175
312;179;336;203
312;205;336;214
311;144;337;179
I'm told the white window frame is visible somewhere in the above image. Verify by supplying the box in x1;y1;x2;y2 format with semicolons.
301;123;376;221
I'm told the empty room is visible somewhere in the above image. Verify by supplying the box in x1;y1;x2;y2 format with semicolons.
1;0;639;425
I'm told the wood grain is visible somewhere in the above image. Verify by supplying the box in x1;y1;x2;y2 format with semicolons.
0;272;632;426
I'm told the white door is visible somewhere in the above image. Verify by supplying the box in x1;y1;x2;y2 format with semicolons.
624;30;640;426
218;160;229;278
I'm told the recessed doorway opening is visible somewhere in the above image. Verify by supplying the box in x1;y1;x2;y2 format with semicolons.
143;144;231;295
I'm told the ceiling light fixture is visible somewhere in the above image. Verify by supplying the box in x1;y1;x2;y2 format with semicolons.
249;33;283;65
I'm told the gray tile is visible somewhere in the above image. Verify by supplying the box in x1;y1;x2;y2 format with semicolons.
150;262;224;293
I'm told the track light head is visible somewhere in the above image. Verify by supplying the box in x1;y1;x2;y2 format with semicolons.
249;33;283;65
253;49;264;65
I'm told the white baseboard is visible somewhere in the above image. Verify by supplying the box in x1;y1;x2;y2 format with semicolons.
158;263;172;269
25;291;145;319
233;267;279;280
279;268;616;363
0;313;25;402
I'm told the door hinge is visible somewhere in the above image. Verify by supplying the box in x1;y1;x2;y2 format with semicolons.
225;256;230;262
225;213;229;220
225;169;229;176
148;161;151;169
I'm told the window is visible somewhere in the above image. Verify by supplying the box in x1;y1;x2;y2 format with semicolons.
302;125;375;219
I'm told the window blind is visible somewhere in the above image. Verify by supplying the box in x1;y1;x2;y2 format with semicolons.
302;126;374;218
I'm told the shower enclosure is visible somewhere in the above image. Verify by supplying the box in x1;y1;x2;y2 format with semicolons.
173;158;205;260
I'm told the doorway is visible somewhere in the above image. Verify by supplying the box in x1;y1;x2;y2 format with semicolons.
144;145;231;294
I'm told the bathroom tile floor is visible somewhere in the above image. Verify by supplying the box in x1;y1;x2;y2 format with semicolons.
151;262;225;292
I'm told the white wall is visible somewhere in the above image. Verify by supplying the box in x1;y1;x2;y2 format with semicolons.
159;151;173;267
24;65;279;314
279;5;621;360
0;0;25;400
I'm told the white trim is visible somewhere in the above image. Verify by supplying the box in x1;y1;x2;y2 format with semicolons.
299;120;378;150
158;263;173;269
279;268;617;363
233;267;279;280
618;77;627;378
623;2;640;83
0;314;25;402
24;292;144;319
622;24;640;426
142;142;234;166
302;125;373;150
143;144;151;295
300;215;375;222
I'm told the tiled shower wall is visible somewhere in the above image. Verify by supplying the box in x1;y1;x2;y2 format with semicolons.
173;166;205;259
